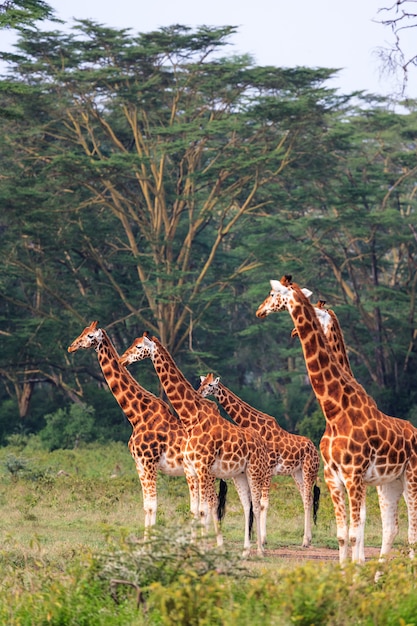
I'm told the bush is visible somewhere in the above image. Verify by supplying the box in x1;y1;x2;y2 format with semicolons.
297;407;325;448
0;553;140;626
0;398;20;444
39;403;96;451
96;526;248;591
3;453;28;478
149;571;237;625
81;385;131;443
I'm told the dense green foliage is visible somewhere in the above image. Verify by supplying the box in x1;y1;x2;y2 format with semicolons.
0;18;416;445
0;0;55;29
4;553;417;625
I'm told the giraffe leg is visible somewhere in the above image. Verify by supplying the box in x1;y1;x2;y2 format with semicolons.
260;475;271;549
377;480;403;560
182;459;201;542
194;470;210;537
404;462;417;558
184;472;200;521
246;472;266;557
345;479;367;564
208;479;224;548
232;474;253;557
324;465;349;564
196;471;223;547
136;463;158;536
292;468;313;548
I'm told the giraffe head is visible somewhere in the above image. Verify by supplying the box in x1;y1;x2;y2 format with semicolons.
197;373;220;398
257;278;333;336
119;331;155;366
68;321;103;353
256;275;313;318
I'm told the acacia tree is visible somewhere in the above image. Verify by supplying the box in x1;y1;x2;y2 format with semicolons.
377;0;417;93
244;99;417;421
0;21;342;423
0;0;55;28
302;106;416;398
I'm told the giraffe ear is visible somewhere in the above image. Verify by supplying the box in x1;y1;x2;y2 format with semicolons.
214;377;220;384
301;288;313;299
200;375;205;383
270;279;285;293
143;334;154;348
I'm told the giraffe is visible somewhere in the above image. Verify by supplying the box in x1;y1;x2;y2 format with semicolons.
256;276;417;564
67;321;227;535
119;331;271;557
197;372;321;548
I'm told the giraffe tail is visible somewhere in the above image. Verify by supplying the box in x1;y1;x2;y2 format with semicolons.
249;502;254;539
313;484;320;525
217;479;228;522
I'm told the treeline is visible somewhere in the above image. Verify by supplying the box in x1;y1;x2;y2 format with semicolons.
0;22;416;447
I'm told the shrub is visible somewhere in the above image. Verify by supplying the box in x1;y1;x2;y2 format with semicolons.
0;398;21;444
0;553;141;626
297;407;325;448
149;570;237;625
4;453;28;478
95;525;248;591
39;403;96;451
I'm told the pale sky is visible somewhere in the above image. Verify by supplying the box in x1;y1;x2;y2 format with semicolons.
2;0;416;98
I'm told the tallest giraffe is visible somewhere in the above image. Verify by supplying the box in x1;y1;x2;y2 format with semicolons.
256;275;417;564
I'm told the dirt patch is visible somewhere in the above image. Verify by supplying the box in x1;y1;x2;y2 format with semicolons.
264;546;381;561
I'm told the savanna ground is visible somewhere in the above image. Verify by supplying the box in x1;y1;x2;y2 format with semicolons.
0;440;394;560
0;439;416;625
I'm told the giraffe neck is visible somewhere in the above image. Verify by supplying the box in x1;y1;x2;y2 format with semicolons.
326;309;354;377
286;284;365;420
150;337;202;427
97;330;159;427
325;308;376;406
214;383;283;432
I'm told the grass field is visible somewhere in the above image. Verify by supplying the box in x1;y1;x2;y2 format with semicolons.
0;439;415;625
0;439;409;555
